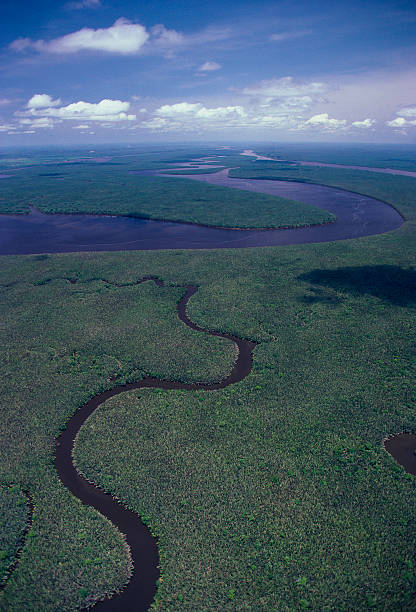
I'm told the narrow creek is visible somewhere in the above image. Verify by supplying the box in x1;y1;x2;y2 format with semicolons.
54;276;257;611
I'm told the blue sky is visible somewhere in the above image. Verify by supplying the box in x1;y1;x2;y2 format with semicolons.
1;0;416;144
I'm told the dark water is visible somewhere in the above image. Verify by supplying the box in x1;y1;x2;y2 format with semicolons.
54;279;257;611
384;433;416;476
0;169;403;255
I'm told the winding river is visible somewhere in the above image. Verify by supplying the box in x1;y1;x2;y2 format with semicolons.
2;166;408;610
54;276;256;611
0;168;403;255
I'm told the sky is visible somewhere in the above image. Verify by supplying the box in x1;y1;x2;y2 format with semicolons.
1;0;416;145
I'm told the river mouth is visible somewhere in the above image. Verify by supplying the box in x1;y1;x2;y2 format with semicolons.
0;171;403;255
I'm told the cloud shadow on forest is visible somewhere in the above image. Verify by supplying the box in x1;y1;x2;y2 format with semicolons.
298;265;416;307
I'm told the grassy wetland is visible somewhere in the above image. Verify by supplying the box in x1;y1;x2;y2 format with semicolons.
1;145;416;610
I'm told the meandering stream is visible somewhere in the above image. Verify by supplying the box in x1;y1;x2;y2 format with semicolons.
54;276;257;611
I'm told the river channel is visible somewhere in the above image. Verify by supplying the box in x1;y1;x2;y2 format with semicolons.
0;168;403;255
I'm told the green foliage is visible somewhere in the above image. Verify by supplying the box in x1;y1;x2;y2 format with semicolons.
0;486;30;587
0;148;334;228
0;275;235;610
1;145;416;610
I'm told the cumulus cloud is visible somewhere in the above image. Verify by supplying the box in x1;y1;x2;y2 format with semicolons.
301;113;347;131
386;116;416;128
142;100;307;133
351;118;376;128
197;61;221;72
387;117;407;127
72;124;90;129
10;19;232;58
156;102;245;118
142;101;246;131
18;97;136;123
385;104;416;129
10;18;149;55
27;94;61;109
398;106;416;117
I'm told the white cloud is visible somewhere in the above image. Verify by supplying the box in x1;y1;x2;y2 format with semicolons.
197;61;221;72
10;18;149;55
386;117;407;127
19;117;57;129
10;19;232;60
0;123;17;132
156;102;245;119
0;98;12;106
141;117;169;130
72;124;90;129
142;101;246;131
19;98;136;122
141;103;303;132
27;94;61;109
386;116;416;128
385;103;416;129
351;118;376;128
397;106;416;118
302;113;347;131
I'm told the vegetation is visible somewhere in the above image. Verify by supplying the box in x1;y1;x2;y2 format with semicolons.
246;143;416;172
0;146;416;610
0;486;31;587
0;151;335;229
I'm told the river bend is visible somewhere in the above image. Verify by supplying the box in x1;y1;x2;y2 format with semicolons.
0;169;403;255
